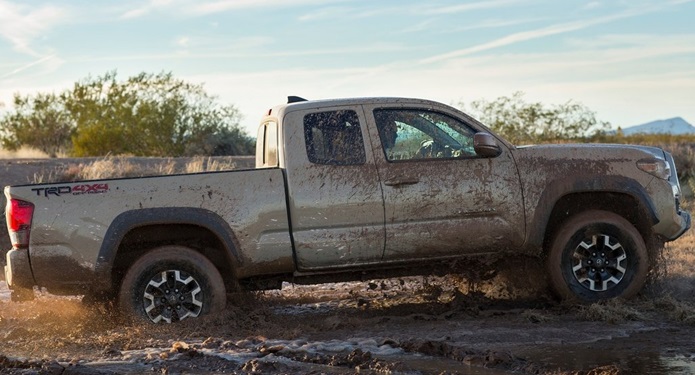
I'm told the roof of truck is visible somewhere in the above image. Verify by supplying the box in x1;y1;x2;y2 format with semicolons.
263;96;444;120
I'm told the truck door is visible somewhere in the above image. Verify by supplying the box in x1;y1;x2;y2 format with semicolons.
362;104;525;261
282;106;385;270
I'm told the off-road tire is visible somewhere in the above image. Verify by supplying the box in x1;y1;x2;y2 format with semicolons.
547;210;648;302
118;245;226;323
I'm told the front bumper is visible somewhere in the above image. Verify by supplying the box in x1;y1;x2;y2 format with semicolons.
4;249;35;289
661;210;691;241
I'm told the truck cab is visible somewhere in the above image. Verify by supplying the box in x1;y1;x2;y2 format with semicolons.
256;97;525;271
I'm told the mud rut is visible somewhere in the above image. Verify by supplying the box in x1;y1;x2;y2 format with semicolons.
1;263;694;375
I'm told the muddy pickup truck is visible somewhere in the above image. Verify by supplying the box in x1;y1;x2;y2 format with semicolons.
4;97;691;323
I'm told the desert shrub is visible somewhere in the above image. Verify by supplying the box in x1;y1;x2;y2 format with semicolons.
1;71;254;157
653;142;695;181
0;93;74;157
462;91;610;144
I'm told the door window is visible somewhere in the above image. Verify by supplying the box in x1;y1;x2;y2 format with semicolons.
304;110;366;165
374;109;477;161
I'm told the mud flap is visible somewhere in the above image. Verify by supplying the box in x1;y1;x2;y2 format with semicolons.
5;249;36;301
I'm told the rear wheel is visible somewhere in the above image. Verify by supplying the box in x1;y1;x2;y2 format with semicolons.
118;246;226;323
547;210;648;302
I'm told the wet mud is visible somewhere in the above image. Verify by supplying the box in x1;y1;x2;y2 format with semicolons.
1;270;694;375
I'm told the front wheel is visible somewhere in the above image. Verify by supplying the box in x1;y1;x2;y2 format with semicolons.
118;246;226;323
547;210;649;302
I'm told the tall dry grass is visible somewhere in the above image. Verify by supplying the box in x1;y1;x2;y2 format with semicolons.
183;157;237;173
31;156;237;184
0;146;50;159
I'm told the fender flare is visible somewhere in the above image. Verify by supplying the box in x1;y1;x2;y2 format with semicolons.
93;207;242;291
525;175;659;252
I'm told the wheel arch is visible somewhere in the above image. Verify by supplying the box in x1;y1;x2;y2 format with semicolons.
526;176;659;256
94;207;242;293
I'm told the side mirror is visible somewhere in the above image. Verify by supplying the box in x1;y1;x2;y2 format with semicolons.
473;132;502;157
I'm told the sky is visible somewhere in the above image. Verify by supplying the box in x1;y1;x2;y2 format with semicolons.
0;0;694;136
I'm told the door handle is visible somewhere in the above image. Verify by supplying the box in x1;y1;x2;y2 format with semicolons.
384;177;419;186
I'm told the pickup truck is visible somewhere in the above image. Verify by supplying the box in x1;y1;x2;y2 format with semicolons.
4;97;691;323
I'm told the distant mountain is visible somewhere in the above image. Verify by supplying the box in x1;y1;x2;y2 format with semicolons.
621;117;695;135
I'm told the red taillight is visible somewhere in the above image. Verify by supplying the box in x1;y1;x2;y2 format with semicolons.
6;199;34;248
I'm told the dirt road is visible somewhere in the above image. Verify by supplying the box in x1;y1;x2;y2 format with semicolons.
1;273;694;375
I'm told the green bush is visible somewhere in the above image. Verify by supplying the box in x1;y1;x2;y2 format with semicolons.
1;71;254;157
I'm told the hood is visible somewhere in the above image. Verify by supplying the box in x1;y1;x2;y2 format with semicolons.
515;143;666;160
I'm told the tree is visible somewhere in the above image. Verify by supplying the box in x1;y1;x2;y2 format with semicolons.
0;92;74;157
462;92;610;144
0;71;253;157
190;126;256;156
64;71;252;157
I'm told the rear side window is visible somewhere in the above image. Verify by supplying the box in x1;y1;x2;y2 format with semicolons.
304;110;366;165
256;121;278;168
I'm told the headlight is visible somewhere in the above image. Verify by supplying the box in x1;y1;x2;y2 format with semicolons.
637;158;671;180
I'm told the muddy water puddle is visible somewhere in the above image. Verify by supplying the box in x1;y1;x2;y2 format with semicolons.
270;291;695;374
4;280;695;374
515;328;695;374
76;338;511;375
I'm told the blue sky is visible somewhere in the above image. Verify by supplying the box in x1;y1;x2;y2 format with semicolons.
1;0;694;136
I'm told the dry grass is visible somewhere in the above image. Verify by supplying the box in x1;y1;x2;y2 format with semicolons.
31;156;238;183
32;157;146;183
578;299;647;323
651;295;695;324
654;199;695;299
0;146;50;159
184;156;237;173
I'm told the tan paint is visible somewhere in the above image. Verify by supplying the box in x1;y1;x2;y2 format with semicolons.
4;97;690;294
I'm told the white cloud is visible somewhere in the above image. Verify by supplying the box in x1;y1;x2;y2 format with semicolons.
0;0;69;56
176;37;191;47
423;0;531;15
419;1;693;65
68;42;406;66
190;0;339;16
119;0;344;19
120;0;178;19
421;17;624;64
1;55;61;79
121;7;149;19
298;6;351;22
583;2;603;10
182;29;695;134
296;1;528;22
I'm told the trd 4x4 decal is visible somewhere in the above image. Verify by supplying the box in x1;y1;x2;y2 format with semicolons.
31;183;109;197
